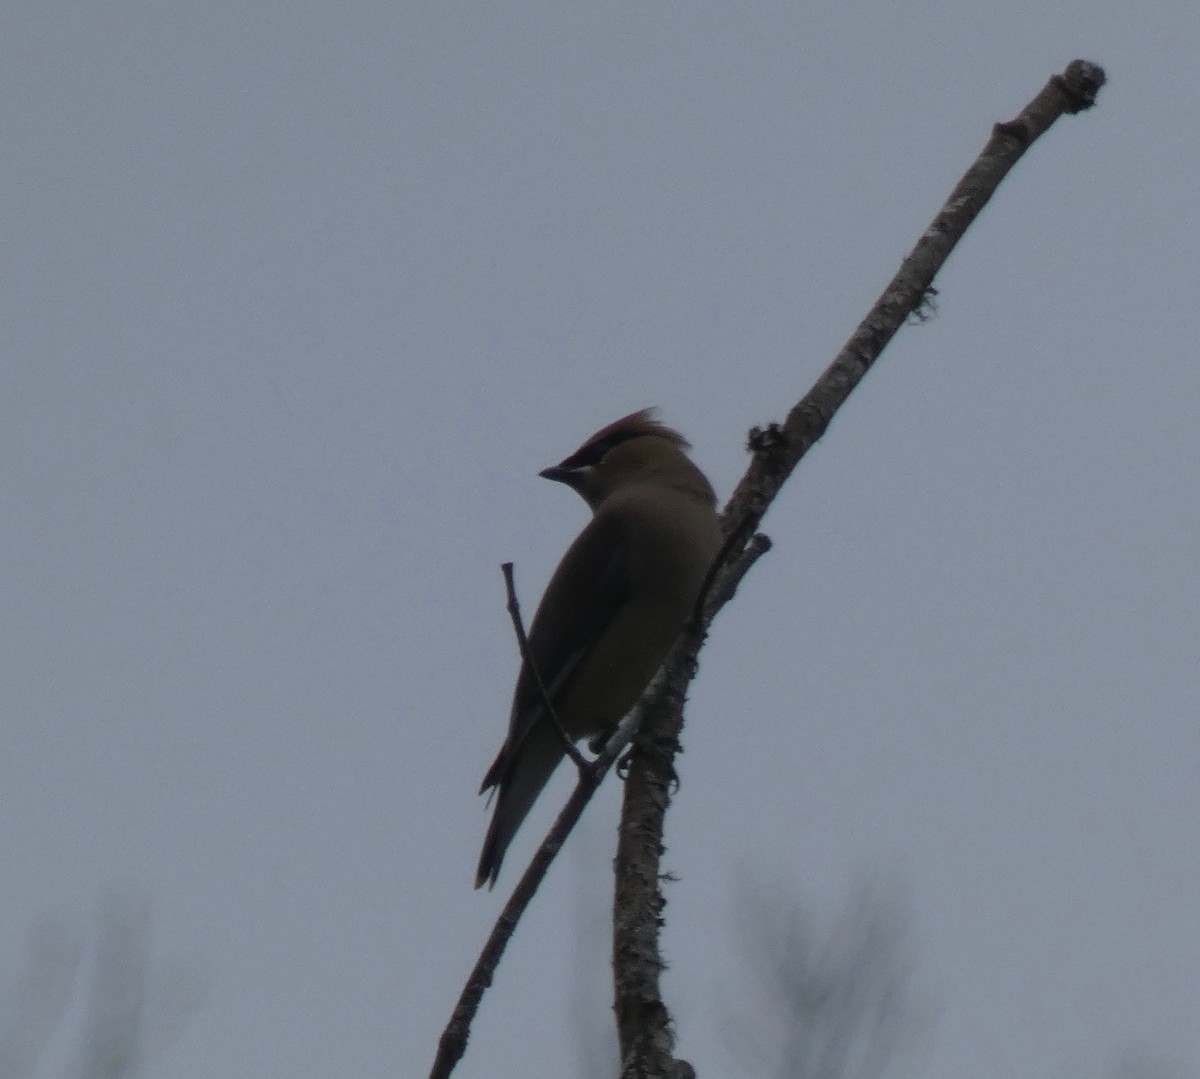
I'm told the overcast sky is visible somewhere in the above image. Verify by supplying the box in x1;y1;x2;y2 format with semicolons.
3;3;1197;1078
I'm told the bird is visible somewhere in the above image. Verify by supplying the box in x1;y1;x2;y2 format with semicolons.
476;408;724;889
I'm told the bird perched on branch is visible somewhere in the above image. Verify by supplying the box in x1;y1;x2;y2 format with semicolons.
476;408;723;889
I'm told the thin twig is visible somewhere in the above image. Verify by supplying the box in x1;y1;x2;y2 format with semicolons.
500;561;590;773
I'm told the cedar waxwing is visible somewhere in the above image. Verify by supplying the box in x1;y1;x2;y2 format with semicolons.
476;408;723;889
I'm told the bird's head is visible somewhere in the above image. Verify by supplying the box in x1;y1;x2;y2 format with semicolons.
539;408;715;510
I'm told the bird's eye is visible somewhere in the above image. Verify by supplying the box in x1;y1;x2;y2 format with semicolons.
561;439;614;470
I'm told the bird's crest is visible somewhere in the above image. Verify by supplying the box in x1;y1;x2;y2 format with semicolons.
559;408;690;470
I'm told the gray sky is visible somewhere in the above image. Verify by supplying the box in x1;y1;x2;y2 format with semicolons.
3;4;1197;1078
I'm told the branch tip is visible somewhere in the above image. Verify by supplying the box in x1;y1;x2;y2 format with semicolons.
1057;59;1106;112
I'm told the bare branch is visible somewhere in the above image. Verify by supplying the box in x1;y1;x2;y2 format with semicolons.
429;59;1106;1079
611;59;1106;1079
719;60;1106;547
430;672;651;1079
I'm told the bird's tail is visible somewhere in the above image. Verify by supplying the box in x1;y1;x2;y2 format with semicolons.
475;723;566;890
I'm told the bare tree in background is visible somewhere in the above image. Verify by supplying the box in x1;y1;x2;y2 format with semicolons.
1103;1048;1191;1079
725;878;928;1079
0;912;83;1078
0;894;205;1079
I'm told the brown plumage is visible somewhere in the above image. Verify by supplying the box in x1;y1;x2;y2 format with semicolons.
476;408;722;889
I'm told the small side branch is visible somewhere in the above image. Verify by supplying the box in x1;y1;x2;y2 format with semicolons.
500;562;590;773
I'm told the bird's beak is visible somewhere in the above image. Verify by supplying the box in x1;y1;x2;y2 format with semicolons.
538;464;576;485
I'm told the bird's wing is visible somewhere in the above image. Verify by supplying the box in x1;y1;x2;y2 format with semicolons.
480;511;631;793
